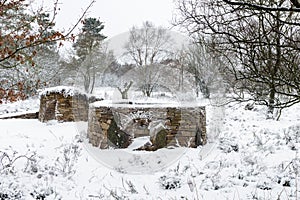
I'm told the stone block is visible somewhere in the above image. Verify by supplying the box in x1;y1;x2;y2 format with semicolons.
87;104;206;150
178;131;196;137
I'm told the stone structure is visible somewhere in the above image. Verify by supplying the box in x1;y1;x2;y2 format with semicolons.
38;87;207;150
88;101;206;150
0;112;39;120
38;87;89;122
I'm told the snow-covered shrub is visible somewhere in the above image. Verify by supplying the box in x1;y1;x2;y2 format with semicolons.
218;137;239;153
107;189;129;200
54;142;81;177
0;150;34;200
200;160;230;191
30;187;59;200
256;178;273;191
159;175;181;190
283;124;300;150
0;146;61;199
0;139;82;199
158;163;185;190
123;180;138;194
276;157;300;189
0;149;36;175
0;180;23;200
86;179;140;200
249;128;282;154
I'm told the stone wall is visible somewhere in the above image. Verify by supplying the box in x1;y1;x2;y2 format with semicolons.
88;103;206;150
0;112;39;120
38;87;89;122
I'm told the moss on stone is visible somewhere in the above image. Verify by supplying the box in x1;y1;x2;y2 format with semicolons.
154;129;167;149
107;118;131;148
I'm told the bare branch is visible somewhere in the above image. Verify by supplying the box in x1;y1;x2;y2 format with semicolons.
0;0;96;67
222;0;300;12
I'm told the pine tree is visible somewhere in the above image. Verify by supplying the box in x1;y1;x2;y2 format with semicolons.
73;18;106;61
72;18;107;93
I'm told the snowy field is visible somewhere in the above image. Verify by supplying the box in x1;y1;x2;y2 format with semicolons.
0;97;300;199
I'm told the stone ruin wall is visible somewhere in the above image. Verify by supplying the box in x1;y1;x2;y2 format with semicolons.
38;87;207;150
88;105;206;150
39;91;88;122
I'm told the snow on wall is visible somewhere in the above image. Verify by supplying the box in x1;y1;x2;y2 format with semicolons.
90;99;205;108
39;86;87;98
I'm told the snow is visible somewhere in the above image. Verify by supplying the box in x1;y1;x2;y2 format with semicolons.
0;97;300;199
38;86;87;97
91;99;179;108
91;98;207;108
0;97;39;117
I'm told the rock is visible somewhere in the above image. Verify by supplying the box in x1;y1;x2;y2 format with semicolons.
134;142;157;151
101;122;110;130
107;118;132;148
38;90;89;122
151;129;167;149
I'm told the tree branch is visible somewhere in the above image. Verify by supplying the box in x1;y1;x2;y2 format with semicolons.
0;0;95;67
222;0;300;12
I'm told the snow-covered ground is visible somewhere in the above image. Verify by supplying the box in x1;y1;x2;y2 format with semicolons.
0;97;300;199
0;97;39;117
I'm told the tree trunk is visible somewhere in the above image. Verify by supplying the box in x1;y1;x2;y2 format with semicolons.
121;92;128;99
117;81;133;99
146;90;151;97
90;66;96;94
267;12;281;119
84;74;90;93
267;86;275;119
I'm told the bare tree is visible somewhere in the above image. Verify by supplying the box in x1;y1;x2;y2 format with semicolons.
183;38;224;99
124;21;173;67
174;0;300;118
117;81;133;99
123;21;174;97
134;64;162;97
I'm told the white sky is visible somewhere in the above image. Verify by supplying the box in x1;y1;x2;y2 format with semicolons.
42;0;177;38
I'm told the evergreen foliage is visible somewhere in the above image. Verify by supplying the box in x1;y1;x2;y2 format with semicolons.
73;18;106;61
